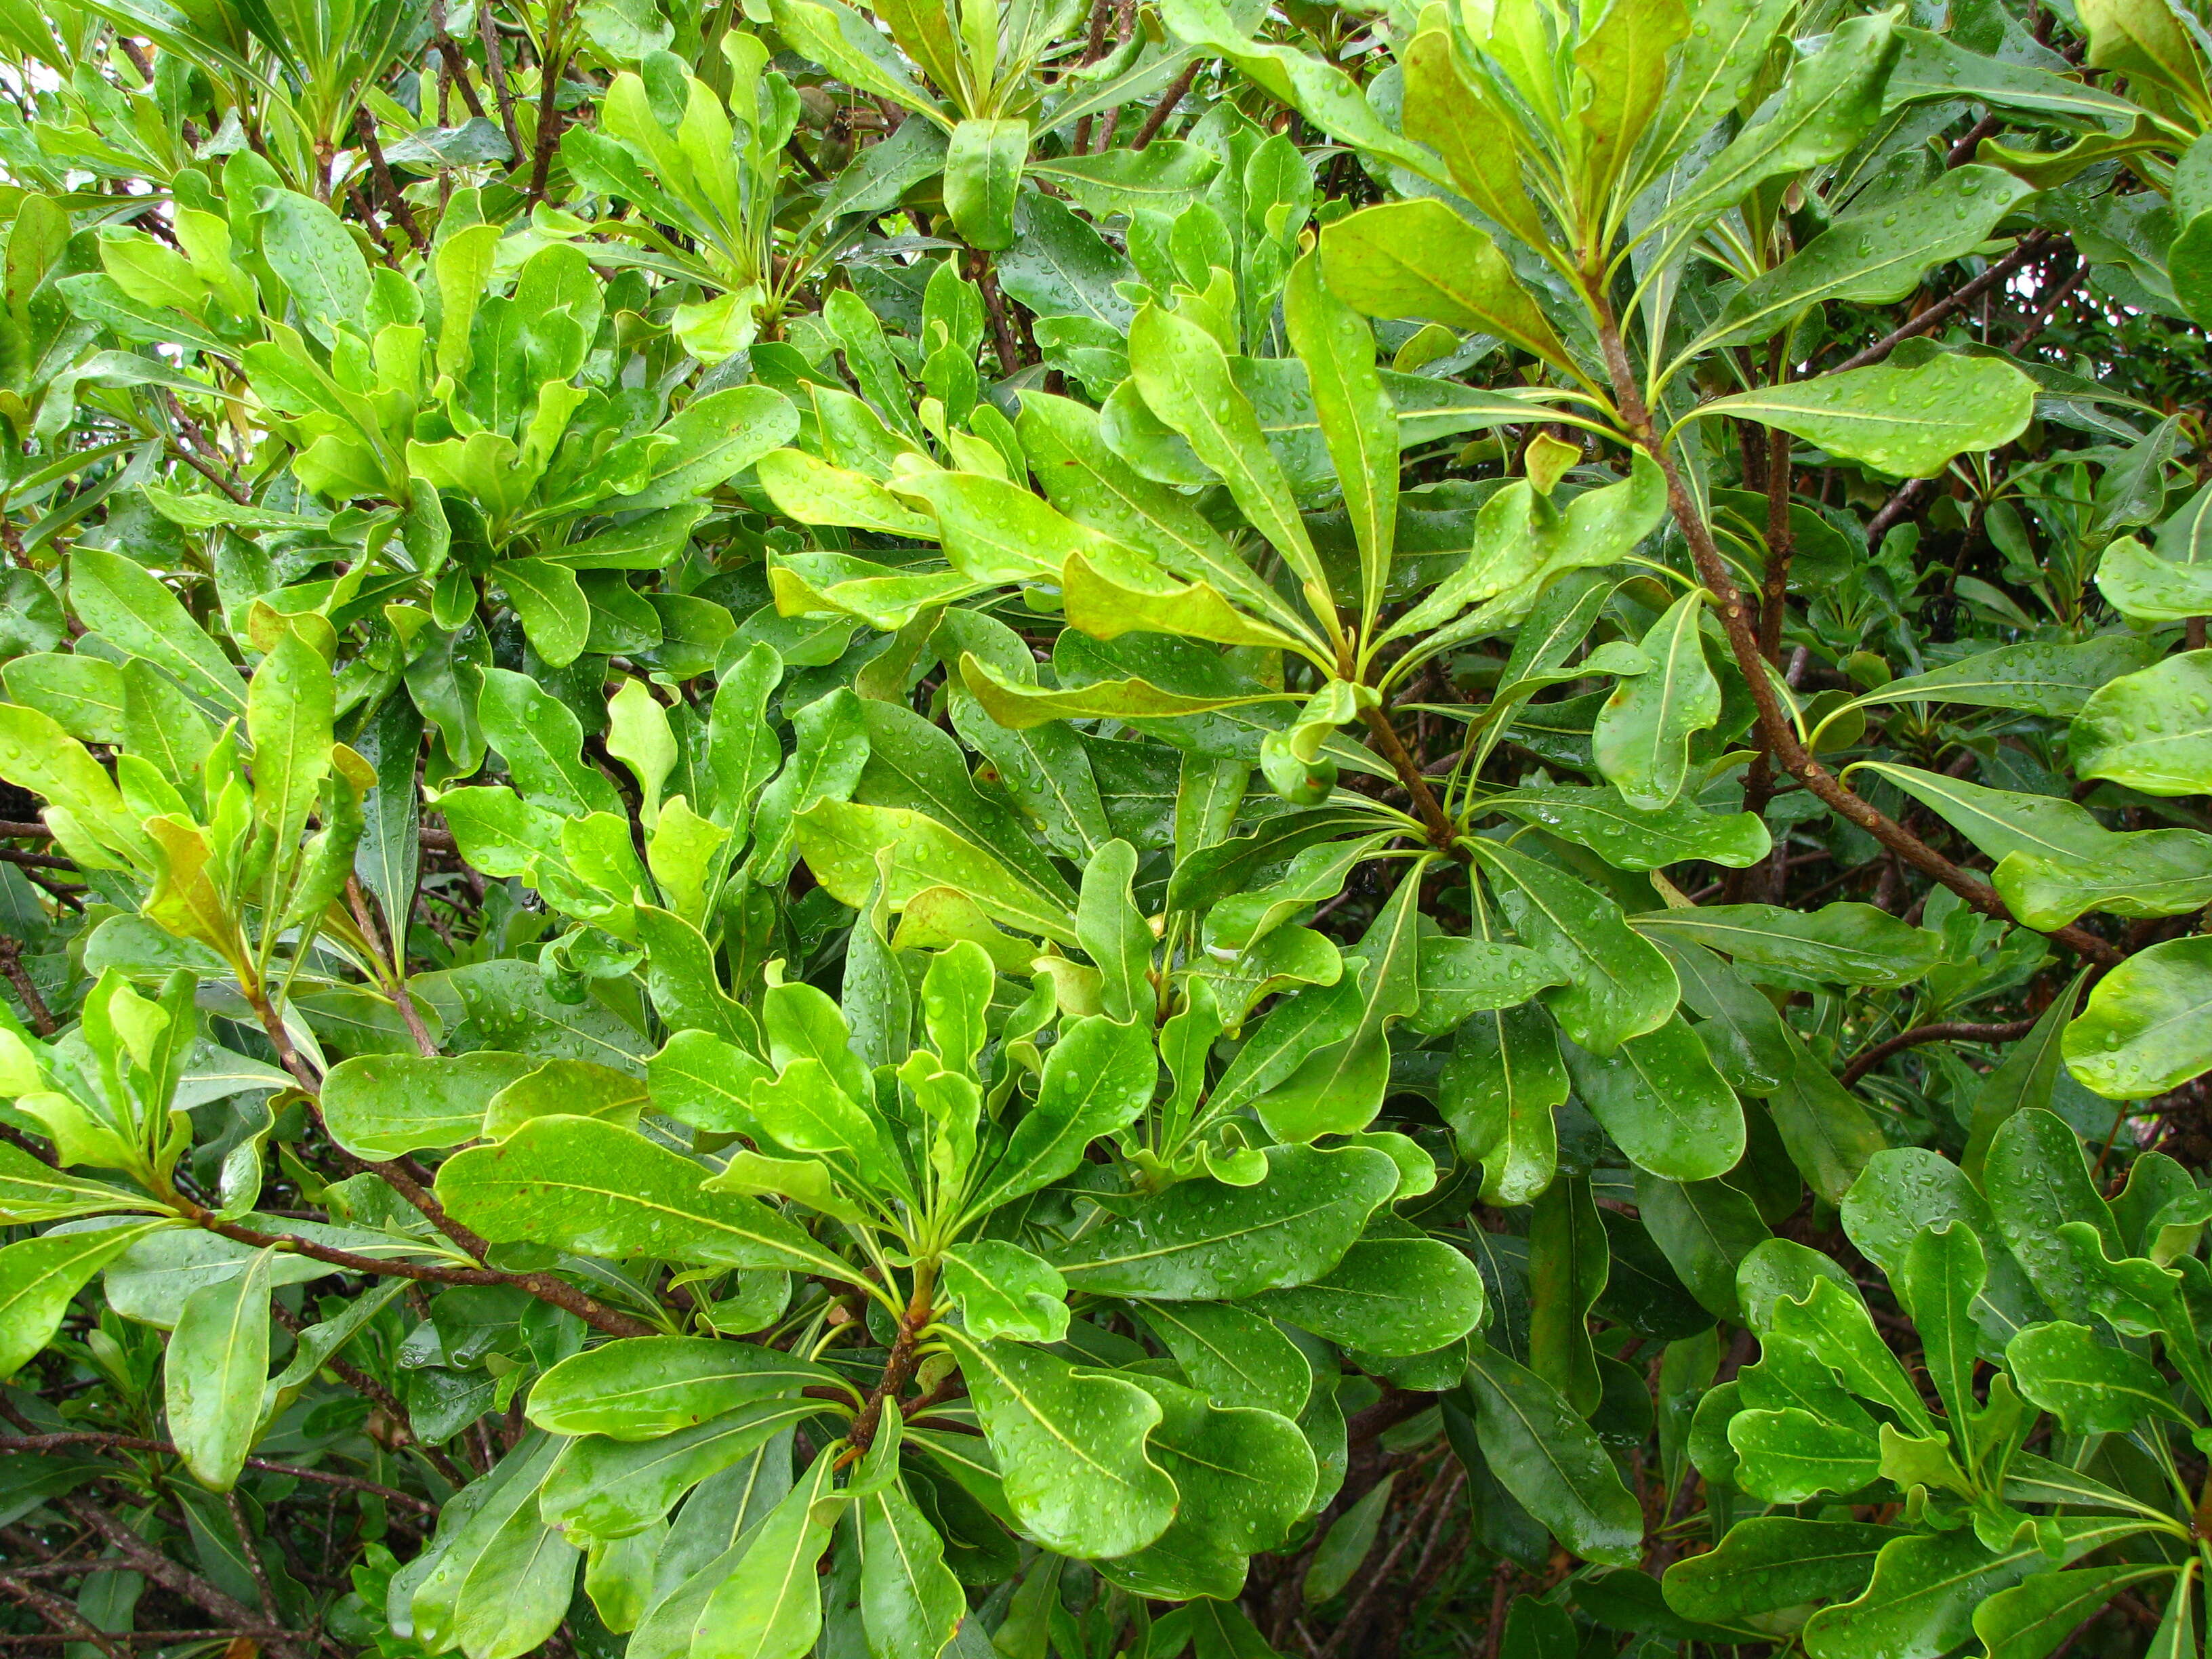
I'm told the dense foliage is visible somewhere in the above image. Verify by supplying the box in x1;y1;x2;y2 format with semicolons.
7;0;2212;1653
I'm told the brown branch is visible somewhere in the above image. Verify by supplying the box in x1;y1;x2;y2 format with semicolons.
58;1495;265;1633
1132;60;1198;149
1831;231;2061;375
0;937;57;1036
1841;1016;2039;1087
1592;300;2121;968
0;1572;132;1659
965;250;1025;377
0;848;76;872
0;1434;438;1513
434;35;493;123
1359;705;1456;851
846;1269;935;1454
526;0;573;204
354;108;426;249
173;1200;656;1338
476;2;525;165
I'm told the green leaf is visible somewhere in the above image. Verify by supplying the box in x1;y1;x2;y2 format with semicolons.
943;119;1027;250
436;1115;857;1279
256;190;372;348
539;1399;830;1540
691;1446;844;1659
1631;903;1943;988
2097;535;2212;623
1997;829;2212;930
1284;251;1395;629
1525;1176;1605;1414
322;1052;537;1160
1249;1220;1488;1357
2006;1319;2187;1433
0;1223;167;1377
1443;1002;1568;1205
476;668;625;818
940;1328;1177;1560
2064;936;2212;1101
1984;1109;2123;1321
412;1435;581;1659
2069;650;2212;796
69;547;245;712
1077;840;1152;1025
1027;141;1221;219
1725;1408;1880;1502
1095;1376;1317;1601
794;797;1080;947
963;1012;1155;1218
1697;354;2035;479
1248;859;1428;1141
941;1240;1070;1344
1318;199;1572;373
1699;168;2036;351
0;1142;168;1225
614;386;798;512
1053;1143;1399;1298
1663;1517;1901;1627
1303;1472;1395;1607
1563;1015;1744;1182
1591;591;1719;811
1127;304;1334;621
1656;12;1900;238
499;560;591;668
751;687;871;887
1633;1170;1772;1319
1976;1567;2179;1659
527;1336;840;1441
1803;1522;2155;1659
1459;1342;1643;1567
857;1475;965;1659
649;1029;772;1136
1845;635;2158;719
164;1246;272;1490
1133;1302;1312;1418
1467;838;1679;1053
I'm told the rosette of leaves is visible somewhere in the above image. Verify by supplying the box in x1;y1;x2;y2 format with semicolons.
1668;1108;2212;1659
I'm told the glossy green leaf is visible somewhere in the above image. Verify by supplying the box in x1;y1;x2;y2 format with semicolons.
2064;936;2212;1100
1697;354;2035;478
527;1336;839;1441
436;1115;857;1279
2069;651;2212;796
164;1244;272;1490
1459;1342;1642;1567
1563;1016;1744;1182
941;1328;1176;1560
1591;591;1719;811
1248;1221;1488;1357
1053;1143;1398;1299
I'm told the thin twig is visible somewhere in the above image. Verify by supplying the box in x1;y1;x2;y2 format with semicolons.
1831;231;2061;375
1132;60;1197;148
354;108;426;248
1840;1016;2040;1086
0;937;57;1035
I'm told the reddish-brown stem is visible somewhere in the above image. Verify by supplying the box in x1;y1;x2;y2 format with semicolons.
1359;704;1456;851
354;108;426;248
1132;60;1197;148
846;1269;935;1454
1840;1016;2041;1086
1830;231;2060;375
0;937;56;1036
